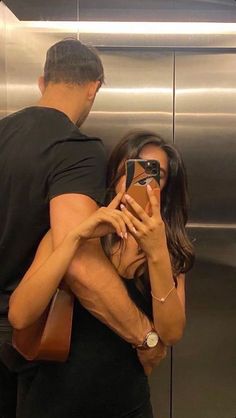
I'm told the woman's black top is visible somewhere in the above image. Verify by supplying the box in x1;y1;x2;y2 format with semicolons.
19;278;153;418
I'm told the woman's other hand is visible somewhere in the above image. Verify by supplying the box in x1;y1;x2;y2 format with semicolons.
70;192;134;242
137;340;167;376
120;185;167;258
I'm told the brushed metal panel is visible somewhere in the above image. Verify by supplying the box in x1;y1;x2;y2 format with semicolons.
5;22;77;114
188;224;236;268
4;0;236;22
79;28;236;49
172;228;236;418
0;2;7;119
79;0;236;23
175;52;236;223
4;0;78;21
24;21;236;49
81;50;174;150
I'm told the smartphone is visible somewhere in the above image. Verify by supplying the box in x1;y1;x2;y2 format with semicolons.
125;159;160;215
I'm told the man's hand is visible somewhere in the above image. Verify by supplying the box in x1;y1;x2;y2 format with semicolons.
137;340;167;376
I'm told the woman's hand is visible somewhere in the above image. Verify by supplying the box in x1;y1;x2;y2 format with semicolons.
120;185;167;258
70;192;134;242
137;340;167;375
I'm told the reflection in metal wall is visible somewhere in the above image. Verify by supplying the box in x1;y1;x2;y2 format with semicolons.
83;49;174;418
0;3;236;418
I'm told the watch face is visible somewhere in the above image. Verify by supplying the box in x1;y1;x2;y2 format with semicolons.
147;332;159;348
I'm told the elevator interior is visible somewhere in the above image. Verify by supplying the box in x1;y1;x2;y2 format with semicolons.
0;1;236;417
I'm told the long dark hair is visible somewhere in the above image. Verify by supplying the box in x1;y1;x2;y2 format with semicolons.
103;130;194;280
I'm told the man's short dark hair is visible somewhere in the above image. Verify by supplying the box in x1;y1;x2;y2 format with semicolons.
44;39;104;86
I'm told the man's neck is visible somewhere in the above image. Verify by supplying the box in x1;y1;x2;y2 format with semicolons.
37;83;86;125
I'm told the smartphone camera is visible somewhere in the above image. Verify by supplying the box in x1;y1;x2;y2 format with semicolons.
145;161;157;175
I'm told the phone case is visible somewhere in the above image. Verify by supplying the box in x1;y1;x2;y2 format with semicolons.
125;159;160;215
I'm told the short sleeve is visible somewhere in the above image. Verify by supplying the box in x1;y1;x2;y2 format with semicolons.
48;138;107;205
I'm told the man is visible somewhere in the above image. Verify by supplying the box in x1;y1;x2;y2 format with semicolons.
0;39;165;417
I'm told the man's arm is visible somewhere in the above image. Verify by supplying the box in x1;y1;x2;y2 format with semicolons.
50;193;153;346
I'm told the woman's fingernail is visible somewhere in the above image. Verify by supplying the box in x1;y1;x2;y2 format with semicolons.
124;232;128;239
147;184;152;191
120;204;125;210
120;232;124;239
125;194;131;201
132;227;137;234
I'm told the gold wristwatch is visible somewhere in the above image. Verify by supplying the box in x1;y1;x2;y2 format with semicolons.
136;331;159;350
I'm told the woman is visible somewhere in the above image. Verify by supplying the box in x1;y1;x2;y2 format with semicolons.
9;130;194;418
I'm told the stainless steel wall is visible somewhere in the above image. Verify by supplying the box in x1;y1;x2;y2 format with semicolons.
82;50;174;150
173;52;236;418
175;52;236;224
4;0;236;22
0;3;236;418
3;22;77;114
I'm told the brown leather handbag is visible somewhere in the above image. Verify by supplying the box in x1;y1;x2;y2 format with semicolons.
12;287;74;362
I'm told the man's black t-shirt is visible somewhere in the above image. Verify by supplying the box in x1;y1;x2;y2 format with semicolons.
0;107;106;315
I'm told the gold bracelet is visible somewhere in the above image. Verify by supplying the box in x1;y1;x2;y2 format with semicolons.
151;285;175;303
